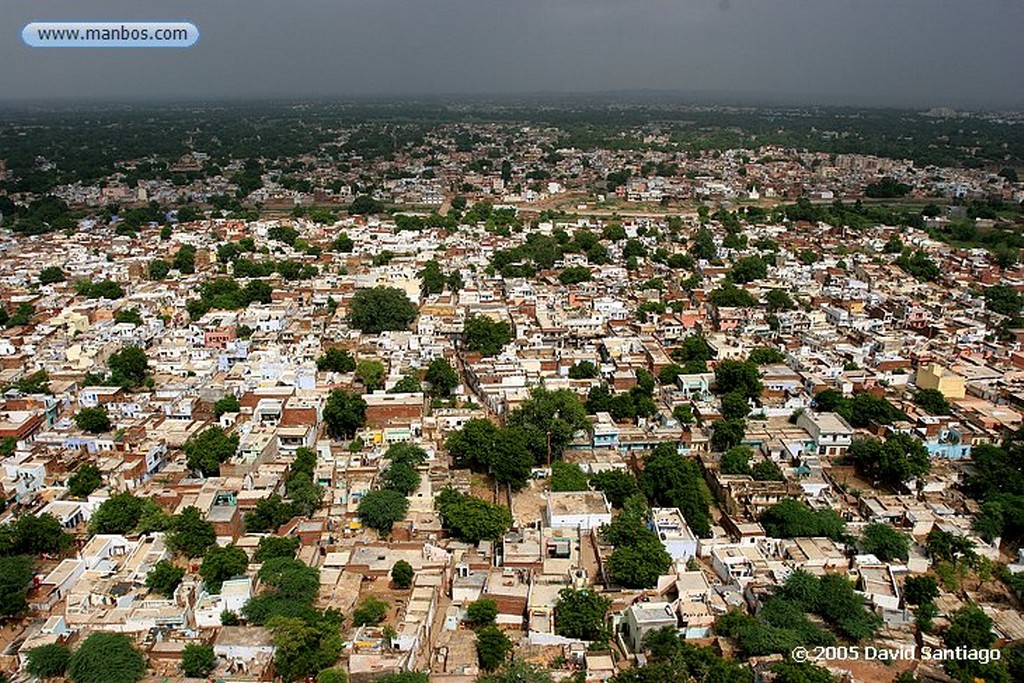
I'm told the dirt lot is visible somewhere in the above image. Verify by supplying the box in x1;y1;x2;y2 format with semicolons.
510;479;547;526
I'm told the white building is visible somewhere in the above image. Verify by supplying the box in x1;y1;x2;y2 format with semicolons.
652;508;698;563
546;491;612;530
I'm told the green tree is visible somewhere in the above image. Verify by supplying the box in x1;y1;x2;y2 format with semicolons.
286;472;324;518
554;588;611;641
355;359;386;392
751;460;785;481
167;506;216;558
148;259;172;280
213;394;240;418
720;446;753;475
720;391;751;421
770;661;836;683
391;560;414;589
357;489;409;535
848;434;930;492
942;604;999;683
113;308;143;325
589;469;638;508
259;557;320;603
506;387;589;465
709;283;757;308
67;632;146;683
710;420;746;451
463;314;513;357
466;599;498;627
748;347;786;365
419;260;446;294
348;287;418;333
75;407;111;434
673;403;695;425
352;596;388;626
390;374;422;394
317;669;348;683
730;255;768;284
425;357;459;396
181;644;217;678
332;232;354;253
316;347;356;373
435;488;512;543
38;266;66;286
245;494;297;533
714;360;762;399
903;576;939;606
0;513;71;555
323;390;367;439
184;426;239;477
607;535;673;589
982;284;1023;316
199;544;248;593
859;523;911;562
145;559;185;598
568;360;599;380
0;555;34;618
476;625;513;671
559;266;592;285
382;461;421;496
915;388;952;416
638;444;713;537
265;613;344;683
759;500;846;540
254;536;300;563
765;288;796;311
550;461;590;492
26;643;72;678
477;660;552;683
349;195;385;215
108;347;149;388
67;464;102;498
89;493;159;535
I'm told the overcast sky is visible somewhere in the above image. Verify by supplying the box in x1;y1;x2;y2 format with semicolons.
3;0;1022;108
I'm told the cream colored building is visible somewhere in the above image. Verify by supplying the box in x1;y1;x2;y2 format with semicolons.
915;362;965;399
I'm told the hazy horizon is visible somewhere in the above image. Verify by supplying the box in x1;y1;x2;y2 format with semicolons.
2;1;1023;109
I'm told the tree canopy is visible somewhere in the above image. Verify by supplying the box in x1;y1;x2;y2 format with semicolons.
759;500;846;540
348;286;418;333
183;426;239;477
199;544;248;593
554;587;611;641
357;489;410;535
462;314;513;357
435;488;512;543
848;434;930;492
67;632;146;683
323;389;367;439
506;387;589;464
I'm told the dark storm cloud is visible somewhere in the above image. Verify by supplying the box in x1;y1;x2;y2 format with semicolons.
1;0;1021;107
